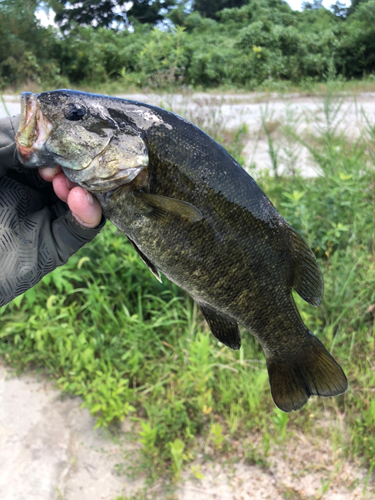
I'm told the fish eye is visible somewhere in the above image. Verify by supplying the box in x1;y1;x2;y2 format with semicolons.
64;103;86;121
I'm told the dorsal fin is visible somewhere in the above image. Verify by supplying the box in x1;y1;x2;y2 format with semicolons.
288;226;324;307
198;303;241;350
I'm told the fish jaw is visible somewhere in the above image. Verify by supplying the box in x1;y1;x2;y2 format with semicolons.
16;92;53;166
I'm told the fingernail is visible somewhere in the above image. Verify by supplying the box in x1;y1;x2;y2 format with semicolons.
86;190;94;205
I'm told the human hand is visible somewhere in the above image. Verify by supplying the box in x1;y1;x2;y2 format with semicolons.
38;166;102;229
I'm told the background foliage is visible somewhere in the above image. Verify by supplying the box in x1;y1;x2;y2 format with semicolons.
1;0;375;90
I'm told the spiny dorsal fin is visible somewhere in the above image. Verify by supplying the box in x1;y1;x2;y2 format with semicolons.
288;226;324;307
126;236;162;283
140;193;203;222
266;331;348;412
198;303;241;350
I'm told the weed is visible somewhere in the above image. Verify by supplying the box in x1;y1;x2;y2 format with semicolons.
281;487;304;500
363;461;375;499
273;408;289;444
209;422;224;451
169;438;187;482
261;103;280;177
244;442;269;469
138;421;158;460
279;104;304;176
55;488;64;500
190;464;205;480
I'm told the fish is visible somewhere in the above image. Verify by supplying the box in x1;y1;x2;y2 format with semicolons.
15;89;348;412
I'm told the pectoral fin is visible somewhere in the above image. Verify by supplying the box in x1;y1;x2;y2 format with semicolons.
140;193;203;222
198;303;241;350
126;236;162;283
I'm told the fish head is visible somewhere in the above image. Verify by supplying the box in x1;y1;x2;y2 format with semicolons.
16;89;149;192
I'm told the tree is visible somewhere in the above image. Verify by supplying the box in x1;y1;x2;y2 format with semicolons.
0;0;61;88
193;0;249;19
52;0;129;30
52;0;177;30
127;0;177;24
347;0;369;15
330;1;348;17
302;0;324;9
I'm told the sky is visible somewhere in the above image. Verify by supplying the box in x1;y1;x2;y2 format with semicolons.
36;0;353;27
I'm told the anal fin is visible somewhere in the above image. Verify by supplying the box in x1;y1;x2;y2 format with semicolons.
266;331;348;412
127;236;162;283
198;303;241;350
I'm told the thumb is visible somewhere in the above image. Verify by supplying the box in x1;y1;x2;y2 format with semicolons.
67;187;102;229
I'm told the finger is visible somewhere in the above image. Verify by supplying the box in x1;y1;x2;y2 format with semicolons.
67;187;102;229
38;166;62;182
52;172;78;203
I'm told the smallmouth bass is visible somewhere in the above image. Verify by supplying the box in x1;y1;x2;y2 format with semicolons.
16;90;348;412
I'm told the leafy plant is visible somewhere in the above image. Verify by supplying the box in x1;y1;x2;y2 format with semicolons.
78;372;135;428
169;438;187;481
209;422;224;451
273;408;289;443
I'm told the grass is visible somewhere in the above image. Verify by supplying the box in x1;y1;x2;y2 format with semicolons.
1;83;375;491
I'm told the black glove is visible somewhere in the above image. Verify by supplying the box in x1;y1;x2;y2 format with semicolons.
0;115;105;307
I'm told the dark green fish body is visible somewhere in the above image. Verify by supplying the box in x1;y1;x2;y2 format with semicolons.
96;110;307;343
15;90;348;412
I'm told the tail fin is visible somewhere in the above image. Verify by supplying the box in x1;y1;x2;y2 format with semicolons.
266;332;348;412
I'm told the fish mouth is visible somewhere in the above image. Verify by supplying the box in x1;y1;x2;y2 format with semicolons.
15;92;53;164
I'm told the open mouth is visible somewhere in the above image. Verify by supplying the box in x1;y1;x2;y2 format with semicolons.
15;92;53;163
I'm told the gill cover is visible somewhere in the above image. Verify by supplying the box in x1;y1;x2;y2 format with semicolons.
63;130;149;192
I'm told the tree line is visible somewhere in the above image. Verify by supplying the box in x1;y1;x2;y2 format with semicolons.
1;0;374;90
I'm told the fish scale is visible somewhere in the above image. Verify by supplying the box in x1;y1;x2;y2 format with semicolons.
15;89;348;412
